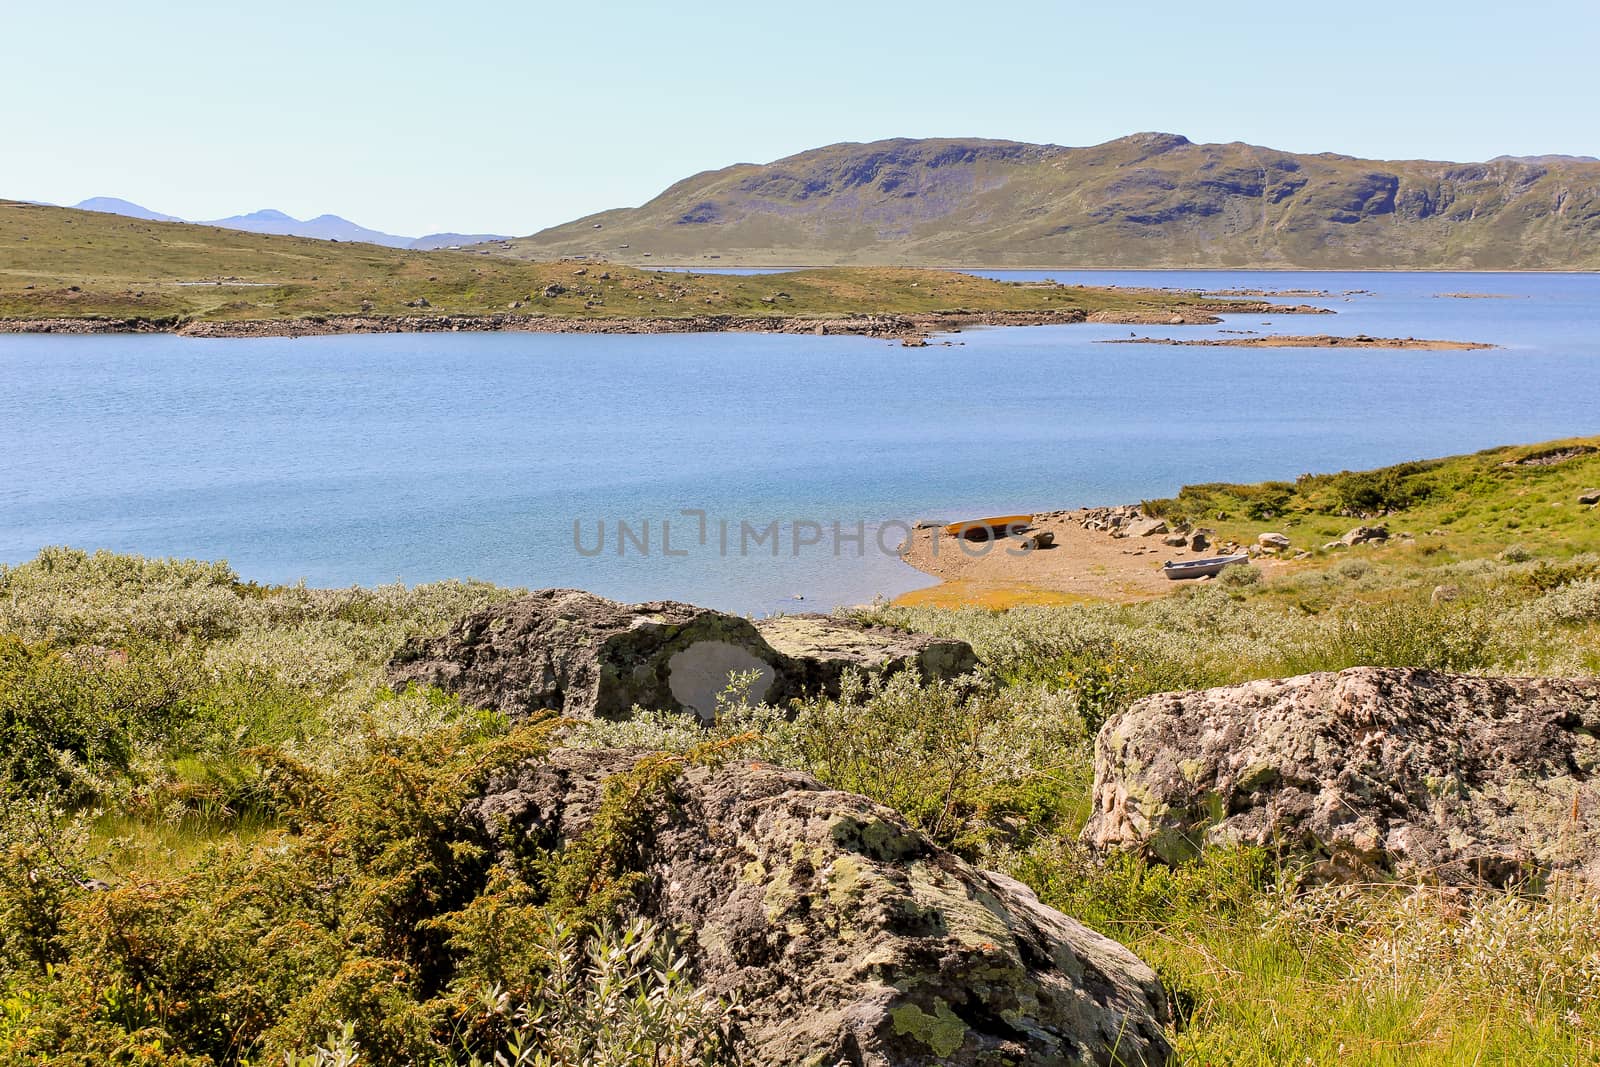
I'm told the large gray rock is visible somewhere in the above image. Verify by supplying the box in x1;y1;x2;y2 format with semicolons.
755;613;978;698
1084;667;1600;885
388;590;978;723
1126;517;1169;538
388;589;777;721
1339;524;1389;546
472;748;1172;1066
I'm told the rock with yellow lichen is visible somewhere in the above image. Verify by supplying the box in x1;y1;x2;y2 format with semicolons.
471;747;1171;1066
1084;667;1600;886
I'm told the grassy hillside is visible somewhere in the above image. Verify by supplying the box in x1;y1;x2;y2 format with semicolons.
505;133;1600;269
0;200;1232;325
1144;436;1600;574
2;436;1599;1061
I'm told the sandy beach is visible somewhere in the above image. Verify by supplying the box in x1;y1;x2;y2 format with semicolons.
895;509;1267;607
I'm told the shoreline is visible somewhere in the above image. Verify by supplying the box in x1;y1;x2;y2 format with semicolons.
894;510;1197;606
620;262;1600;275
1100;334;1497;351
0;301;1322;341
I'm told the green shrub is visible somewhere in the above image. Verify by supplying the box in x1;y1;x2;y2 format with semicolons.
0;636;196;794
777;671;1089;853
1334;558;1372;581
4;549;1599;1064
1284;600;1503;674
1304;461;1437;516
1218;563;1262;588
1520;556;1600;593
1523;579;1600;627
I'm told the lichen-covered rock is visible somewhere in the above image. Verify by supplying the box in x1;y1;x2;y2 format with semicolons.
1339;524;1389;546
754;614;978;698
388;589;783;722
472;749;1171;1066
388;590;979;723
1125;517;1168;538
1084;667;1600;885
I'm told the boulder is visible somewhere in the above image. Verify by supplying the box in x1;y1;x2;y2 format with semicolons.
1189;532;1210;552
1430;584;1461;605
1161;532;1189;548
1127;517;1169;538
1257;532;1291;550
472;748;1172;1066
1084;667;1600;885
1340;524;1389;546
1580;489;1600;506
388;590;978;723
753;614;978;698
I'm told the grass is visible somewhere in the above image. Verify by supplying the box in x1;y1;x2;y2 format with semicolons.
2;436;1600;1063
0;201;1235;326
1141;435;1600;572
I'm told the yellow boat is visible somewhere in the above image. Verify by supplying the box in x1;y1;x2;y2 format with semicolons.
943;514;1034;540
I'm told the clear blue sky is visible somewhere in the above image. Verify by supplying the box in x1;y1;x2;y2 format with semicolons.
5;0;1594;237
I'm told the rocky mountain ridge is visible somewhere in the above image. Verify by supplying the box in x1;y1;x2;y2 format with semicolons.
506;132;1600;269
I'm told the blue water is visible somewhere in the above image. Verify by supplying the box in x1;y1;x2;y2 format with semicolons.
3;271;1597;614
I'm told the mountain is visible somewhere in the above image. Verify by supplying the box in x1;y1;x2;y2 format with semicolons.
410;232;512;250
503;133;1600;269
65;198;421;247
74;197;181;222
197;209;414;247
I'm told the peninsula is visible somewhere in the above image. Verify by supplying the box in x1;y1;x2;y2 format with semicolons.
1;201;1311;338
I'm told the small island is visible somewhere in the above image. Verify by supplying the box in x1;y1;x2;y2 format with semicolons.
1100;334;1496;350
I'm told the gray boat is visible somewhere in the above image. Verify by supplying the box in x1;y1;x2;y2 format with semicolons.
1161;553;1250;580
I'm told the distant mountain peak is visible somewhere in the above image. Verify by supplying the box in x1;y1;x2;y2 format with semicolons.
1491;153;1599;164
410;232;514;250
1111;132;1192;150
73;197;180;222
64;196;506;251
196;209;416;247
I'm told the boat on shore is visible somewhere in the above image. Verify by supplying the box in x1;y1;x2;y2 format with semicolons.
943;514;1034;540
1162;554;1249;580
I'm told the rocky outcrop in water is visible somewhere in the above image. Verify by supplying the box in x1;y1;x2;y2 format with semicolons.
471;748;1173;1066
388;589;977;721
1084;667;1600;885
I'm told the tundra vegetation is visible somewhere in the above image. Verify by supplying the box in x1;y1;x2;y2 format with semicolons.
0;201;1228;327
2;437;1600;1063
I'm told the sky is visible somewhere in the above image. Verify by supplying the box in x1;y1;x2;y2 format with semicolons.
5;0;1595;238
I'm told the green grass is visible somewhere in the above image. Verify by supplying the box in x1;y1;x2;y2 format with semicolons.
2;435;1600;1063
0;201;1232;325
1142;435;1600;575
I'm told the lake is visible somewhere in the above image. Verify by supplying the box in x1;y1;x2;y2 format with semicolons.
3;270;1597;615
